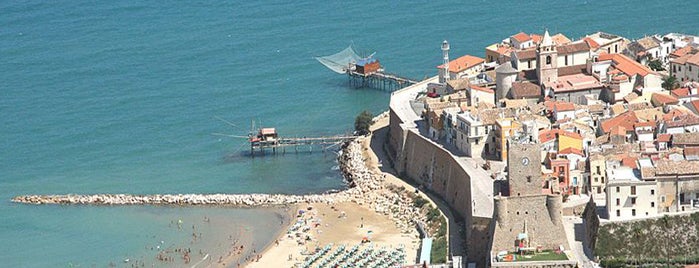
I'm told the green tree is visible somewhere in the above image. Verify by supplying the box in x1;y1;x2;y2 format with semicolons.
354;110;373;135
662;75;679;91
648;59;665;71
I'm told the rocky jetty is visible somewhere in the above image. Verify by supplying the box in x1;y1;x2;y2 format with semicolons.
12;135;423;234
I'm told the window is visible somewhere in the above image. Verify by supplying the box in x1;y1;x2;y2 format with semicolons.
597;188;601;194
527;60;532;69
594;177;599;183
615;44;619;53
651;189;655;195
651;202;655;208
596;166;600;175
565;55;568;66
475;139;479;145
661;195;666;202
616;187;620;193
616;198;620;206
631;197;636;205
631;186;636;195
546;56;551;65
632;209;636;216
616;210;620;217
527;176;531;183
602;177;605;183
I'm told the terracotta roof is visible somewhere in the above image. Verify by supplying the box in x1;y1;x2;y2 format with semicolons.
672;133;699;145
622;157;638;169
510;81;540;99
530;34;542;44
598;53;653;77
557;41;591;55
654;159;699;176
689;52;699;66
689;100;699;113
670;46;694;58
558;64;587;76
539;129;558;143
684;147;699;158
601;111;639;133
437;54;485;73
515;49;537;60
511;32;532;43
610;125;627;136
551;34;571;45
663;108;689;121
559;147;584;156
553;101;576;112
657;134;671;143
671;87;691;97
651;93;679;106
544;100;579;113
672;51;699;66
470;85;494;93
671;53;692;65
582;37;600;48
634;121;656;128
665;114;699;128
539;129;582;143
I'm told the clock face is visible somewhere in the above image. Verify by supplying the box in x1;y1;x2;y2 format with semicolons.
522;157;530;166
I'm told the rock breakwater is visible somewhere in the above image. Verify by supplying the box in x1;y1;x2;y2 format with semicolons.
12;136;423;234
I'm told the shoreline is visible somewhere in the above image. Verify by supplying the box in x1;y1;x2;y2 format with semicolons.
215;204;298;268
13;112;433;267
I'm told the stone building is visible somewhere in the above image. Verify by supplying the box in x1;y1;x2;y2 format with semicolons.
490;141;570;265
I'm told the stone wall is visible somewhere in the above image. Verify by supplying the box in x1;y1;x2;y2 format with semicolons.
388;111;492;266
491;195;568;253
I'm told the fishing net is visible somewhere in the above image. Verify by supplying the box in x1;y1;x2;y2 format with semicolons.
315;45;363;74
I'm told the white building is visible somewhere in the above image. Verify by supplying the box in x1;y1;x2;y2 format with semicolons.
455;112;493;157
670;51;699;83
606;166;658;220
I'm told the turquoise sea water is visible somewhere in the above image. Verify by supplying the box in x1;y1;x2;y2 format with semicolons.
1;1;697;266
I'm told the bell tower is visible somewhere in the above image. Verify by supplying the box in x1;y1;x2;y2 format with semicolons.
536;30;558;86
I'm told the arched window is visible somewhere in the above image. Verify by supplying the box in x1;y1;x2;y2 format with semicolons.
546;55;551;65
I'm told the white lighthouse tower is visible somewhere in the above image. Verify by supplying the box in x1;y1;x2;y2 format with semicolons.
440;40;450;84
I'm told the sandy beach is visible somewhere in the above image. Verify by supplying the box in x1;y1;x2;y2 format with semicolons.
245;113;423;268
246;202;419;268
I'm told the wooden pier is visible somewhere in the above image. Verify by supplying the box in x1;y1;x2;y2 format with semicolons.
249;128;356;156
347;70;419;91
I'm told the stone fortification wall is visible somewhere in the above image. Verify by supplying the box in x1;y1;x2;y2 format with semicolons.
491;195;568;253
387;78;493;267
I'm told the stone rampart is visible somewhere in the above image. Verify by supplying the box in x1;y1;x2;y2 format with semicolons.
387;77;493;267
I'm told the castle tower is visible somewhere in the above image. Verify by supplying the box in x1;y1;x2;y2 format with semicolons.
546;194;563;225
536;30;558;86
495;62;518;104
507;141;542;197
494;196;509;227
440;40;450;84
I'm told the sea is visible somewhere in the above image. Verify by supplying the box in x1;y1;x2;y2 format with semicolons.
1;1;696;267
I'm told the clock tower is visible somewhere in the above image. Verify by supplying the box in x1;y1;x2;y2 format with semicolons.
506;140;542;196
